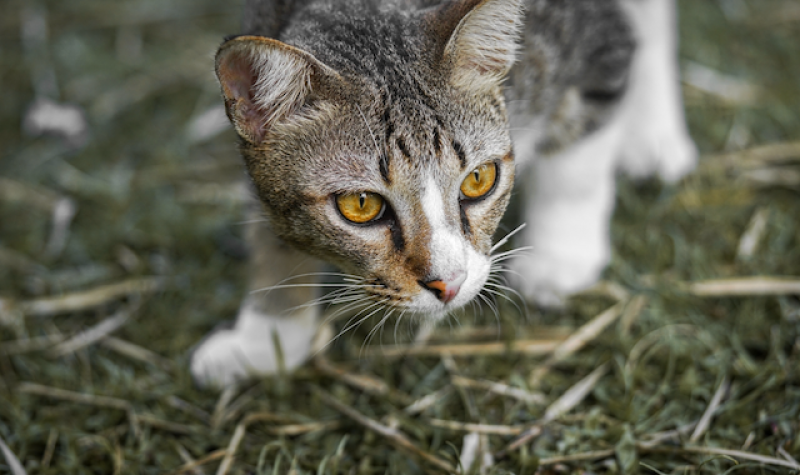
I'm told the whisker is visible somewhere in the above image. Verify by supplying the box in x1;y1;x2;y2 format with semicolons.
490;222;527;253
477;290;501;329
490;247;533;264
392;310;410;346
250;282;371;294
322;297;376;324
490;266;526;280
363;309;395;356
355;105;382;157
483;285;524;311
475;291;499;317
286;290;366;314
316;300;386;353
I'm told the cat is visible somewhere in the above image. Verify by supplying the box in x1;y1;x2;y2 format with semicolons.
190;0;696;387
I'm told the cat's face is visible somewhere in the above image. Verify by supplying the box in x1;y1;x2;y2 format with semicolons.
217;0;524;317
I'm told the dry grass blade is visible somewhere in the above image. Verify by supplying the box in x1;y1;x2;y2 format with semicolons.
364;338;561;359
0;246;41;274
174;443;205;475
542;363;609;422
460;432;493;473
538;449;616;466
101;337;174;370
737;208;770;259
267;422;341;436
689;376;729;443
682;61;762;105
169;450;227;475
18;382;131;411
431;325;572;342
741;166;800;188
639;421;699;448
135;414;197;435
689;277;800;296
167;396;211;423
241;410;341;435
43;197;77;259
19;277;165;317
40;430;57;470
576;280;630;302
501;364;609;455
0;176;60;210
428;419;524;436
317;389;456;473
215;423;246;475
0;434;27;475
314;356;411;404
314;356;390;394
211;385;238;430
441;353;479;420
50;300;140;356
778;446;800;467
243;415;341;436
450;375;545;405
529;304;622;387
0;334;66;355
242;412;341;436
645;446;800;470
619;294;648;338
112;439;124;475
705;141;800;168
404;387;451;415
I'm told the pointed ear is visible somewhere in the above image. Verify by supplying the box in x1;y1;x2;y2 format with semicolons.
428;0;524;90
215;36;342;144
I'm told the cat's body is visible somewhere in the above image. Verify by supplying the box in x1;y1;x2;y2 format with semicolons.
190;0;696;387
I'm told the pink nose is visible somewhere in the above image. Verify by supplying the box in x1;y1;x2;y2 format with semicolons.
422;273;466;304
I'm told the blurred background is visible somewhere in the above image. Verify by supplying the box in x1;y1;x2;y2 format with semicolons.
0;0;799;473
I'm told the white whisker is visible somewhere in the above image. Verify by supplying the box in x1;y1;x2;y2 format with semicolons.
490;222;527;253
355;105;382;156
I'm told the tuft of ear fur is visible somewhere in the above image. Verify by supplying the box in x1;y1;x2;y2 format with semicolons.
431;0;525;90
215;36;341;144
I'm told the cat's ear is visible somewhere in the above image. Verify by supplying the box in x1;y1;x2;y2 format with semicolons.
215;36;342;144
428;0;524;90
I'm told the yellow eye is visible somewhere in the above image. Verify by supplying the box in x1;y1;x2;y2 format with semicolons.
460;163;497;199
336;192;385;224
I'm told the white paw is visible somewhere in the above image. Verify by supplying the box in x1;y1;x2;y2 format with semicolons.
617;124;697;183
510;247;609;308
615;0;698;183
190;304;318;388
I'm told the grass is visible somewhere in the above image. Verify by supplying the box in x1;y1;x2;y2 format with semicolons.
1;0;799;473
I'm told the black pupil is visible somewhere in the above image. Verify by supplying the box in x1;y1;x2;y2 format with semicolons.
359;193;366;209
473;169;481;182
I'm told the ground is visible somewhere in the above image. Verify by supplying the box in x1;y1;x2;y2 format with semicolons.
0;0;799;473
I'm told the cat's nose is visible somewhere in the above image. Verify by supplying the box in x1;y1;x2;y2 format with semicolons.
421;272;466;304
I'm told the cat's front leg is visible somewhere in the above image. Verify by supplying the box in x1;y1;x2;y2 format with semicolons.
190;200;323;388
615;0;697;182
511;121;624;307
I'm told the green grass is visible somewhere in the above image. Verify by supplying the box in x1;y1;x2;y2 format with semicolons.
1;0;799;473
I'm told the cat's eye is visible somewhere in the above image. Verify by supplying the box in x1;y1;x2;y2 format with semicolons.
460;163;497;200
336;192;385;224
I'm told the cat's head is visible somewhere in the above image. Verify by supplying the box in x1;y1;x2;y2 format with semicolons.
216;0;523;318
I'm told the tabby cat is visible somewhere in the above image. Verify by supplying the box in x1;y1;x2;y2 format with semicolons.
190;0;696;387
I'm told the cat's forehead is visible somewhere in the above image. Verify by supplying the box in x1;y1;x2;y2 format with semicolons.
283;2;434;88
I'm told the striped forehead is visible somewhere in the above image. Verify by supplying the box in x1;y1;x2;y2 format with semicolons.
378;107;468;183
